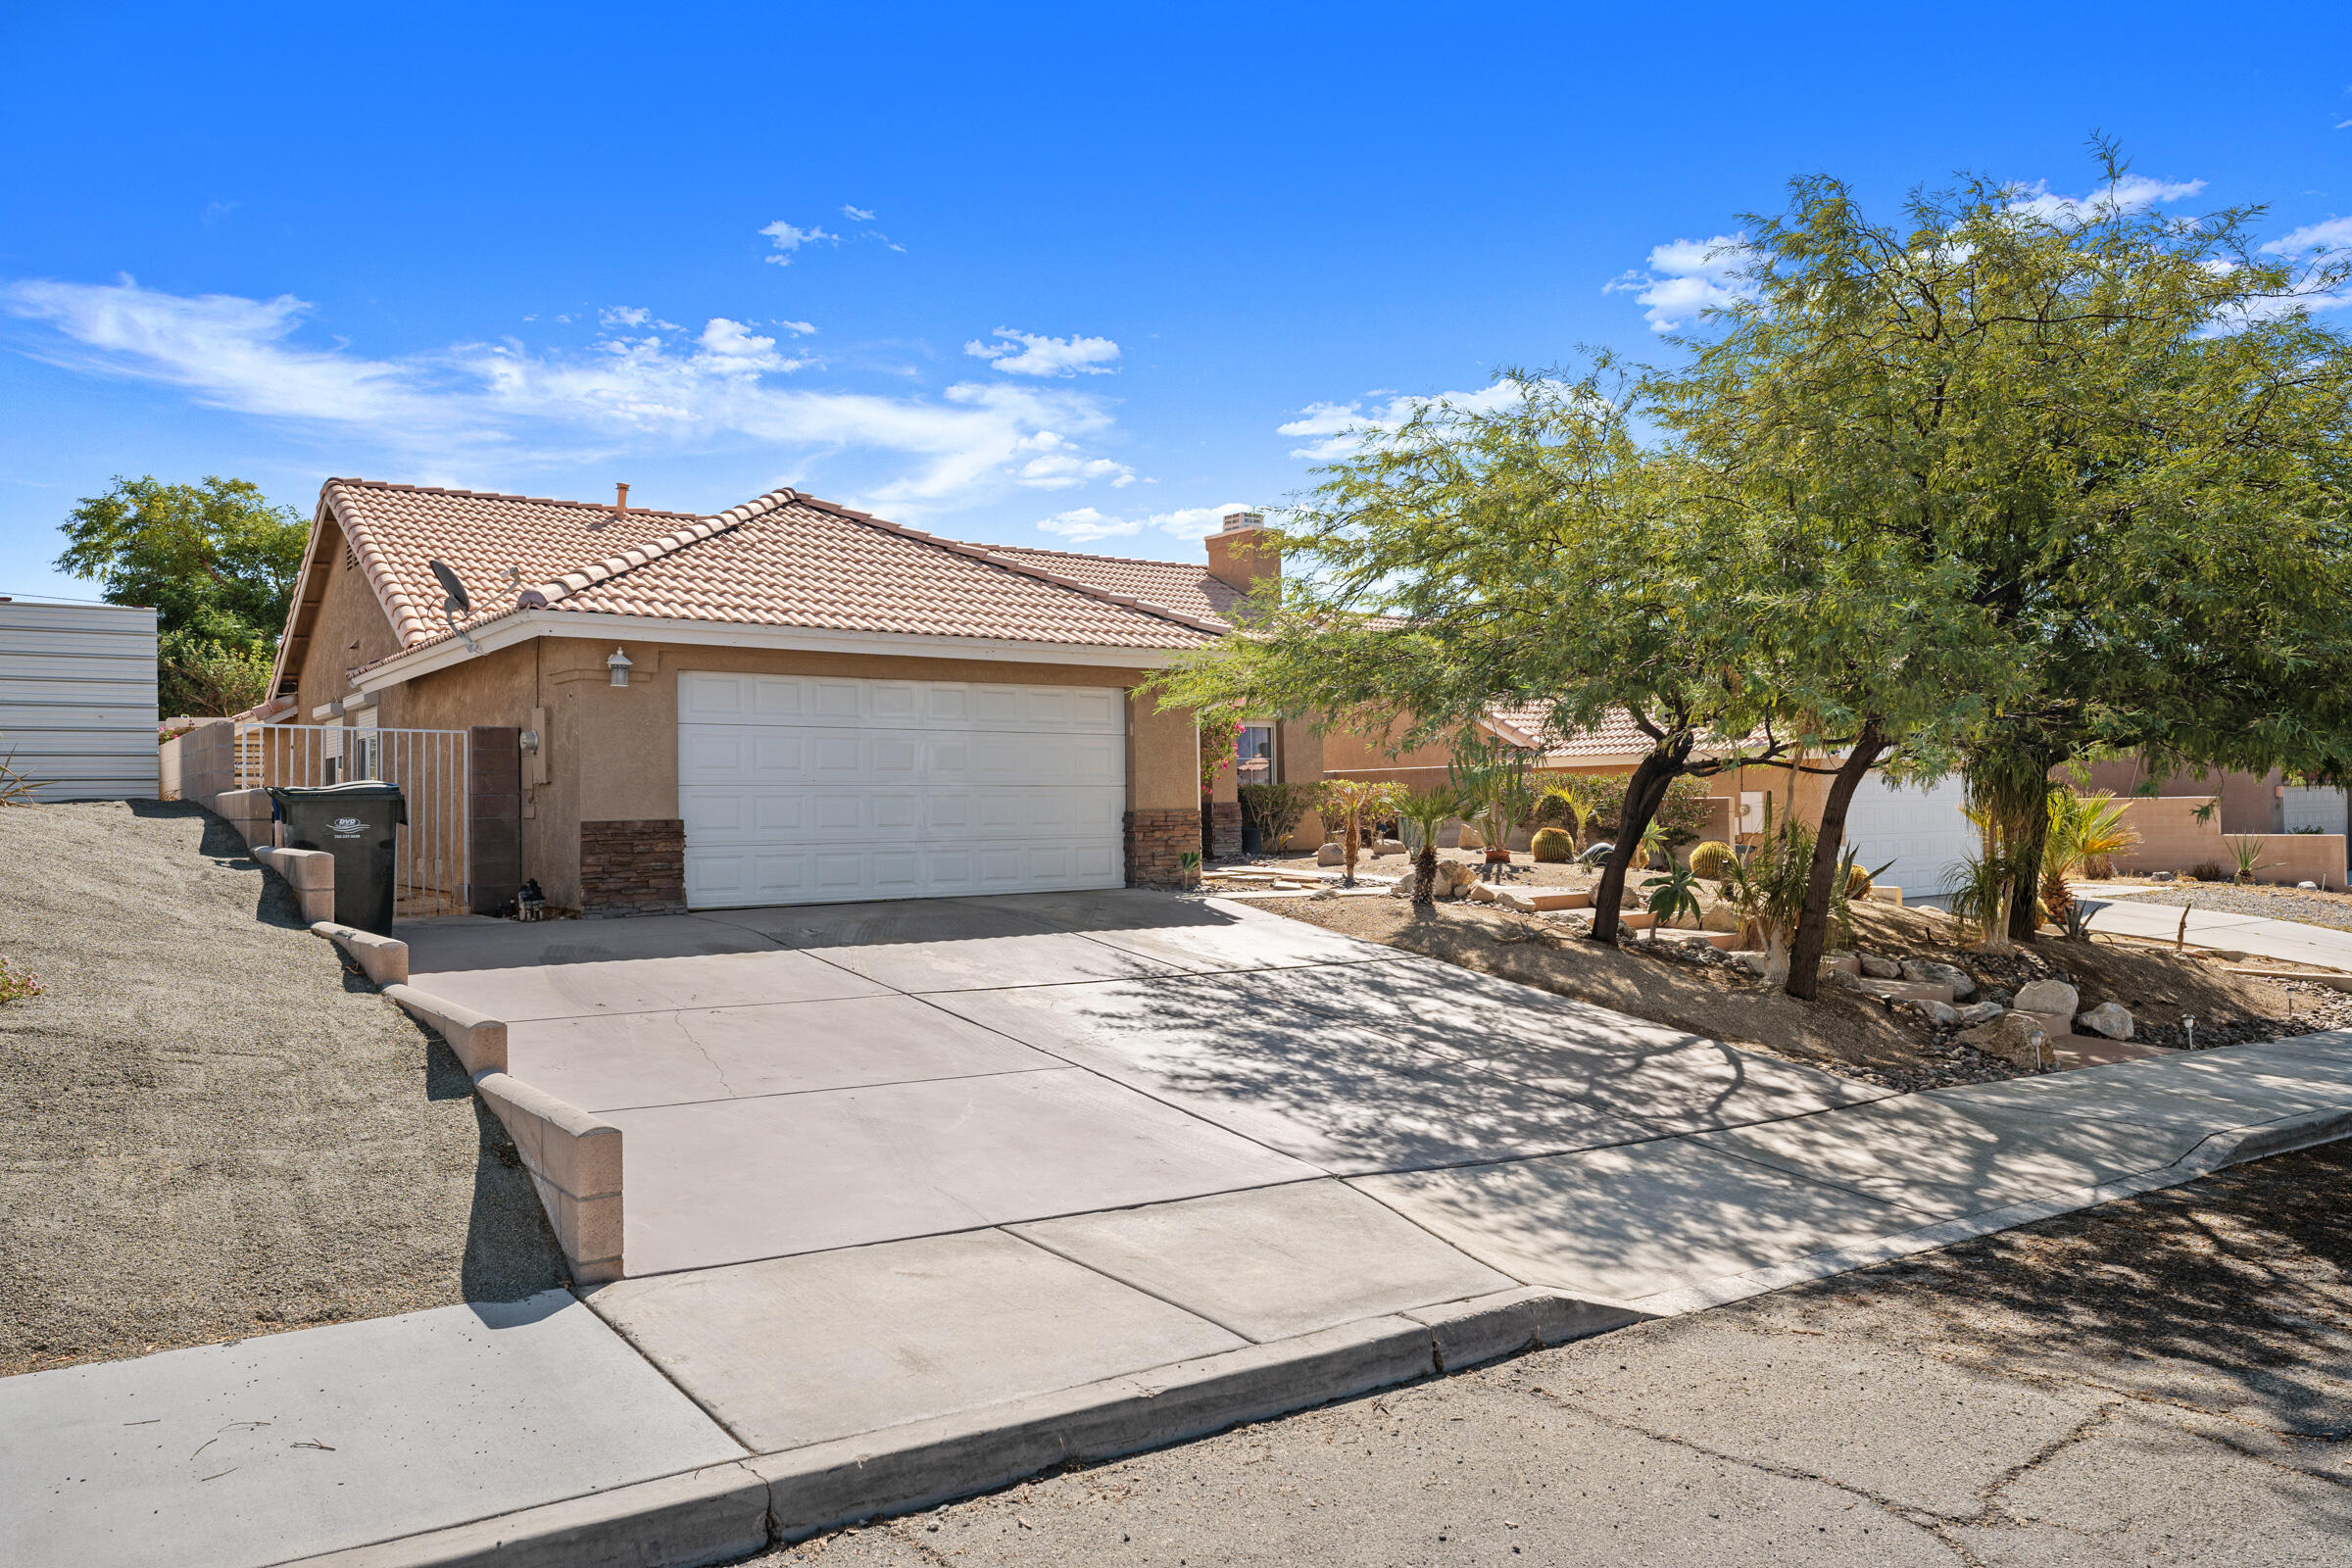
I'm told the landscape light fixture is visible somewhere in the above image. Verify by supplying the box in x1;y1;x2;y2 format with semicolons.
608;647;633;687
428;559;479;653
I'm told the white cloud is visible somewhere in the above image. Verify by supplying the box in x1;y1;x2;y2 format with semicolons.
2264;216;2352;255
963;327;1121;377
842;205;876;222
601;305;651;327
1277;382;1531;462
759;220;838;266
1036;501;1251;545
1603;234;1758;332
771;318;817;335
2009;174;2206;224
0;275;1138;514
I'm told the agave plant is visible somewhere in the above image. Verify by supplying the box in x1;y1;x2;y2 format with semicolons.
2225;834;2272;885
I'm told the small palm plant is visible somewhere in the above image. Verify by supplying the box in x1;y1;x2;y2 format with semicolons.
1642;859;1705;942
1396;786;1465;904
2040;789;2140;918
1316;777;1398;887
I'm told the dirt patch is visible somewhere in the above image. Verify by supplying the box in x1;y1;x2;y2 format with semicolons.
1242;845;1628;894
1237;893;2325;1090
0;801;564;1377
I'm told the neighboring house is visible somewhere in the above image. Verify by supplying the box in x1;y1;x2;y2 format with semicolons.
264;480;1311;916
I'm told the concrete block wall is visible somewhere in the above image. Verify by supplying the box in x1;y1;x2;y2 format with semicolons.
253;846;334;922
214;787;275;851
160;718;235;808
2111;798;2348;886
475;1072;624;1284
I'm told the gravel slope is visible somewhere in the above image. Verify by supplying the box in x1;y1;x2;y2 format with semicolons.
0;801;563;1377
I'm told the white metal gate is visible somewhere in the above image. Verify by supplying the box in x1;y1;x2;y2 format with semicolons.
236;722;471;918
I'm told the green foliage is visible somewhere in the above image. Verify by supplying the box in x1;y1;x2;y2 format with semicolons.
1565;773;1715;842
2188;860;2229;883
1527;783;1588;838
1316;777;1401;885
1720;805;1817;976
1177;850;1202;872
1530;827;1575;862
0;956;41;1004
2225;835;2272;884
1238;782;1315;850
1642;859;1705;936
2059;903;2096;941
2044;790;2140;881
0;744;36;806
1688;841;1738;880
161;638;274;718
58;474;306;649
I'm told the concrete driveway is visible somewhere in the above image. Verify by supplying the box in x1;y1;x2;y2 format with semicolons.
401;891;1885;1278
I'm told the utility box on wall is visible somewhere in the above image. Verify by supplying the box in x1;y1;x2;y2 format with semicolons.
0;598;160;800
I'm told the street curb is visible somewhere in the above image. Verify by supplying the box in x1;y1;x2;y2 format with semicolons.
311;920;410;987
281;1461;768;1568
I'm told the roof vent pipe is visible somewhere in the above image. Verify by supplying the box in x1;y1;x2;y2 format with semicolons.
614;482;630;516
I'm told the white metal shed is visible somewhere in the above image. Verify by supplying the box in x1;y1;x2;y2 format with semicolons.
0;597;159;800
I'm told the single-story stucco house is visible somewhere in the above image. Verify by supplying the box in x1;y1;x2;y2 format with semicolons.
264;478;1316;916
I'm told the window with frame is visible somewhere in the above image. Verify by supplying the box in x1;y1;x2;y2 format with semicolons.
1235;721;1277;788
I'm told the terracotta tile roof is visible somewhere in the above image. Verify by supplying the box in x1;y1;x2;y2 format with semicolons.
1484;702;1658;761
984;545;1246;630
319;478;1219;670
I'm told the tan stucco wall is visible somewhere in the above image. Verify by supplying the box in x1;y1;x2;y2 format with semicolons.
2082;760;2281;835
292;528;404;719
388;637;1195;908
2109;797;2345;886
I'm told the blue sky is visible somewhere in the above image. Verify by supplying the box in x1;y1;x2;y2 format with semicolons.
4;3;2348;602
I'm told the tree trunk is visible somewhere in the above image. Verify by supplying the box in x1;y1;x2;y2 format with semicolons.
2007;811;2046;944
1760;925;1791;988
1342;808;1360;886
1414;841;1438;904
1589;750;1680;943
1785;720;1886;1002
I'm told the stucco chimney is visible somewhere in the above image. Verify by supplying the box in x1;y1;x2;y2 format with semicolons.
1205;509;1279;594
613;482;630;516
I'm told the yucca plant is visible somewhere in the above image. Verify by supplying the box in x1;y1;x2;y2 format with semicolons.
2225;834;2272;885
1719;798;1815;984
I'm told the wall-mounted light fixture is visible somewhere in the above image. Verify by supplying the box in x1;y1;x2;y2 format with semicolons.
518;729;541;753
607;647;634;688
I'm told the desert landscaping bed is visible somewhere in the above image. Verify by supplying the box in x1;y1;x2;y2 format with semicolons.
2101;880;2352;934
0;801;564;1377
1237;891;2352;1092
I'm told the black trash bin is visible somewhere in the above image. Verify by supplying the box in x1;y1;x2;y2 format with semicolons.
270;781;408;935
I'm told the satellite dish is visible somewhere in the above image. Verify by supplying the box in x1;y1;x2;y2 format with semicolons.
426;559;480;653
428;559;471;614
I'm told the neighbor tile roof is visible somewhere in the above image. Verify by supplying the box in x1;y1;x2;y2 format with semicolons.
1484;702;1660;761
986;545;1246;630
318;479;1219;673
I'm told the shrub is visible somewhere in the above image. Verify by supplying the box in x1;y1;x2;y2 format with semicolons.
1238;782;1316;850
0;956;41;1004
1531;827;1575;862
2188;861;2229;883
1688;840;1737;880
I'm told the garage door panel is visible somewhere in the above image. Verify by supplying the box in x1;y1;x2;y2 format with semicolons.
1841;772;1972;898
680;674;1128;907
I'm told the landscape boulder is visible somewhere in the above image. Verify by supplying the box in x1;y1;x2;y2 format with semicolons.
1900;958;1979;1000
1387;859;1480;899
1951;1001;2005;1026
1858;952;1902;979
2011;978;2081;1018
1316;843;1345;866
2076;1001;2134;1041
1898;997;1960;1025
1702;901;1742;934
1961;1011;2050;1070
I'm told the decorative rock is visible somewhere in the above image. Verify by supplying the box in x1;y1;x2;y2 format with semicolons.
1900;958;1978;1000
1316;843;1345;866
1858;952;1902;979
1951;1001;2005;1026
2076;1001;2134;1041
2299;880;2320;891
2011;978;2081;1017
1960;1011;2050;1070
1823;966;1867;992
2148;870;2176;882
1701;901;1742;934
1898;998;1960;1025
1372;838;1407;857
1983;987;2014;1007
1453;823;1485;850
1730;951;1768;976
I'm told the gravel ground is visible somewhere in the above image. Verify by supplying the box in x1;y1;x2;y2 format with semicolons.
2108;881;2352;934
0;801;564;1377
742;1138;2352;1567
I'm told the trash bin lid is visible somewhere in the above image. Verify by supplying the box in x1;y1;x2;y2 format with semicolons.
268;780;408;801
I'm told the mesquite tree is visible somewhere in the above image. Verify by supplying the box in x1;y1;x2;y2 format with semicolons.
1659;148;2352;962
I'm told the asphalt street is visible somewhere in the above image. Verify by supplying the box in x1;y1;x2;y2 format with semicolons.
741;1139;2352;1567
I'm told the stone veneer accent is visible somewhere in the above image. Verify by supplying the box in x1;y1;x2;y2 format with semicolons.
579;818;687;918
1124;807;1200;886
1207;800;1243;859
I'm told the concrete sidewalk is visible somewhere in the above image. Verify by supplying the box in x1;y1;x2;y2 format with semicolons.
2083;893;2352;969
9;1027;2351;1567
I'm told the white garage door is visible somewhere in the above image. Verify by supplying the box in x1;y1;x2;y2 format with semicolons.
1840;771;1974;899
677;672;1127;908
